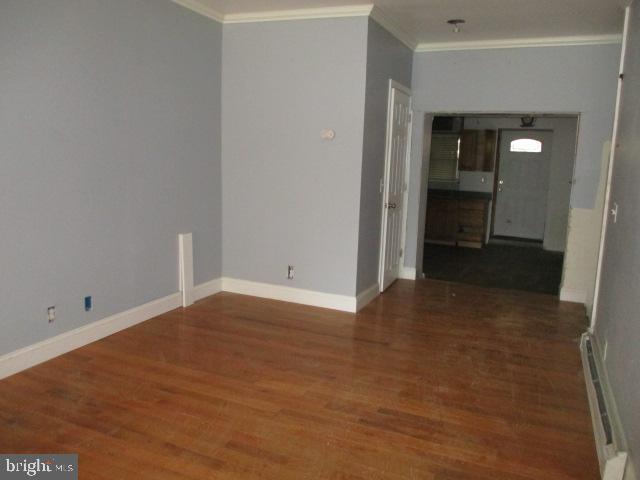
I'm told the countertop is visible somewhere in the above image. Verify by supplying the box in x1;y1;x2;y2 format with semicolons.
428;188;492;201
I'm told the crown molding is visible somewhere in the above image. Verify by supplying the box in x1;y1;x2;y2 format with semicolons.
415;34;623;53
224;5;374;24
171;1;621;55
172;0;224;23
370;6;417;50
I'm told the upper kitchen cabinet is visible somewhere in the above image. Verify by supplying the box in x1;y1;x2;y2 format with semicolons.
459;129;496;172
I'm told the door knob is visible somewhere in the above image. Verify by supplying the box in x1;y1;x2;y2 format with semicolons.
498;180;504;185
386;202;397;209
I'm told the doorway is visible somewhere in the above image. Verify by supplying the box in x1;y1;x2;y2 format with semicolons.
420;113;579;295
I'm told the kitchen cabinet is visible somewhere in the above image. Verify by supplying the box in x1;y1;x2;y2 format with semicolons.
425;191;491;248
459;130;497;172
425;196;458;245
457;198;489;248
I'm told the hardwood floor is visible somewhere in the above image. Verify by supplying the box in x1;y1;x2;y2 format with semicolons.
0;280;598;479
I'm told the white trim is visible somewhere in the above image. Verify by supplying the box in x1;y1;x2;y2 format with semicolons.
172;1;620;57
224;5;373;24
0;276;226;380
356;283;380;311
415;34;622;53
580;334;628;480
399;91;414;285
178;233;194;307
0;292;182;380
171;0;224;23
590;8;630;331
369;6;416;50
193;277;223;302
560;287;587;304
0;276;378;380
399;267;416;280
221;278;357;312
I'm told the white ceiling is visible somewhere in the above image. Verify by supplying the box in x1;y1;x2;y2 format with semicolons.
182;0;626;47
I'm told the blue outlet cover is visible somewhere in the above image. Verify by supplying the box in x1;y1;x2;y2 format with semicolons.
84;296;92;311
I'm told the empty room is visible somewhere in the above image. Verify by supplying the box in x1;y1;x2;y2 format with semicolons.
1;1;638;479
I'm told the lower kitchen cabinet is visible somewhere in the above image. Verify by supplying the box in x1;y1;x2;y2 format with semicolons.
425;192;490;248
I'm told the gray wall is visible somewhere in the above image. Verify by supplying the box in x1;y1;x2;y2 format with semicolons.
594;2;640;475
406;44;620;269
356;19;413;294
221;18;368;296
0;0;223;355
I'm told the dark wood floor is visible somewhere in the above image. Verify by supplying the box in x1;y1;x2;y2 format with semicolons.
0;280;598;479
423;243;565;295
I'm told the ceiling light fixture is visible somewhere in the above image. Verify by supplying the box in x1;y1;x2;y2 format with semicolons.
520;116;536;128
447;19;466;33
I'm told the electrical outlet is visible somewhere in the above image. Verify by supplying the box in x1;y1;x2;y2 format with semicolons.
47;306;56;323
84;296;92;312
287;265;295;280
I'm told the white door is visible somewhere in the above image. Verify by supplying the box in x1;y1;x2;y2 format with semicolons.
494;130;553;240
379;80;412;291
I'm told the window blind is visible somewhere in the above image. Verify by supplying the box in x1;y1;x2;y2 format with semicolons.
428;134;459;182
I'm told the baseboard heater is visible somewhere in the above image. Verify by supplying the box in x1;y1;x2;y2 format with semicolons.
580;333;629;480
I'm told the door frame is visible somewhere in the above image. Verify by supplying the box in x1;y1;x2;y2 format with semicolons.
490;128;554;240
378;79;413;292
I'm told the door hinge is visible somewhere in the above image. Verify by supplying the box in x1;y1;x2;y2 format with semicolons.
379;178;384;194
399;248;403;257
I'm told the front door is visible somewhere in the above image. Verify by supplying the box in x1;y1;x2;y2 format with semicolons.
493;130;553;240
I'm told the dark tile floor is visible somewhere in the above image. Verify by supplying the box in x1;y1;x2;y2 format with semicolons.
423;242;564;295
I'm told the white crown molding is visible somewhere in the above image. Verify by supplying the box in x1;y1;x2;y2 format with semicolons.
172;0;224;23
415;34;622;53
171;1;620;55
224;5;374;24
369;6;416;50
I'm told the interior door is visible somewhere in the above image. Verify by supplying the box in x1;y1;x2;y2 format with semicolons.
493;130;553;240
379;81;412;291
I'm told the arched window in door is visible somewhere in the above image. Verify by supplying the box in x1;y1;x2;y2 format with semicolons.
510;138;542;153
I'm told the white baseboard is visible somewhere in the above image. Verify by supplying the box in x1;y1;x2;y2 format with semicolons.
0;276;375;380
580;334;628;480
399;266;416;280
356;283;380;311
221;277;358;313
0;292;182;380
193;277;223;302
560;286;587;304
